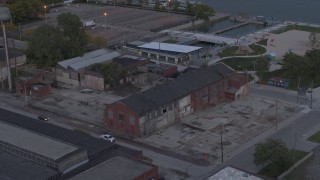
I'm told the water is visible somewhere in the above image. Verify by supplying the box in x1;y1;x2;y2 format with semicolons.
193;20;240;33
202;0;320;24
217;23;264;37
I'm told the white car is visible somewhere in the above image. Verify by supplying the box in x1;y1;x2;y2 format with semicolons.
100;134;115;143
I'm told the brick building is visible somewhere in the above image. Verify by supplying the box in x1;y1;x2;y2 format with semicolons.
104;63;248;137
15;76;51;97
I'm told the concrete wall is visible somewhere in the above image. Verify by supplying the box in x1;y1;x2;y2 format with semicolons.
30;84;51;97
58;149;88;174
178;95;193;118
56;69;79;86
81;74;105;91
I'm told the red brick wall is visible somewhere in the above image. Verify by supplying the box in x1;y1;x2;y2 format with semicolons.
162;66;177;77
133;166;158;180
30;85;51;97
15;76;42;95
104;102;141;137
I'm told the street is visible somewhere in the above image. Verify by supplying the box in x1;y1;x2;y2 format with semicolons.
1;83;320;179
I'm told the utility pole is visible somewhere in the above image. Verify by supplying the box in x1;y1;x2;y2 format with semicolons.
1;20;12;91
310;80;313;109
253;62;256;86
275;99;278;131
297;76;300;104
220;123;224;163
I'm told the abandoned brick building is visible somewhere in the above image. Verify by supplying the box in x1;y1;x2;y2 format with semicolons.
104;63;248;137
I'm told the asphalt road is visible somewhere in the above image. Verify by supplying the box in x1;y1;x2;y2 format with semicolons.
1;84;319;179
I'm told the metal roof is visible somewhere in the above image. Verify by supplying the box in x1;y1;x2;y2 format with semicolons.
69;156;154;180
207;166;263;180
57;49;121;71
0;108;116;158
0;122;79;161
138;42;202;54
120;63;234;115
69;51;120;71
0;152;59;180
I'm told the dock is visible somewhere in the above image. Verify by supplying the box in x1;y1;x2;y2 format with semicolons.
213;22;249;34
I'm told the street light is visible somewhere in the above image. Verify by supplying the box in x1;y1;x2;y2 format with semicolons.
0;7;12;91
104;11;108;32
44;5;47;24
168;0;171;16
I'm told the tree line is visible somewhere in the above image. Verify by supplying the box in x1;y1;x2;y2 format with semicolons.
27;12;88;66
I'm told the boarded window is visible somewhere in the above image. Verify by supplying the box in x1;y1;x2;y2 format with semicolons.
108;111;113;119
118;114;125;121
162;108;167;113
129;116;135;125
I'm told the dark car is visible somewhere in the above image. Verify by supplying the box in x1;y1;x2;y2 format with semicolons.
38;115;50;121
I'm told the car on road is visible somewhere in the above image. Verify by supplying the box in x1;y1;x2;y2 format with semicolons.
100;134;115;143
38;115;50;121
80;88;93;93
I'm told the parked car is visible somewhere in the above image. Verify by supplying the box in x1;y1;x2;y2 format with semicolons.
38;115;50;121
100;134;115;143
80;88;93;93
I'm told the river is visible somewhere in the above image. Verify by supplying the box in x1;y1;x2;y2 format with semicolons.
202;0;320;24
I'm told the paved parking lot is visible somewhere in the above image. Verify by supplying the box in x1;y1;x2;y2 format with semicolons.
141;95;302;164
31;4;191;46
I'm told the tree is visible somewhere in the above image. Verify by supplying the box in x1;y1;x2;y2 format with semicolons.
57;12;88;59
185;2;194;15
27;24;64;66
172;0;179;11
255;56;270;81
6;0;44;23
126;0;132;5
154;0;160;10
254;139;292;176
282;52;307;83
309;32;320;48
89;35;108;49
91;63;127;87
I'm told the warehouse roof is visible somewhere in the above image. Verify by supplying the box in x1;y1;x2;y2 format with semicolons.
0;152;59;180
57;49;121;71
69;156;155;180
207;166;263;180
0;108;116;158
138;42;202;54
0;122;79;161
119;63;234;115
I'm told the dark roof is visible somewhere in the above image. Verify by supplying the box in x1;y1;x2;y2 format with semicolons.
0;151;59;180
120;63;234;115
0;108;116;159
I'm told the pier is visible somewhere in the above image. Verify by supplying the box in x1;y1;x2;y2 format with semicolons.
213;22;249;34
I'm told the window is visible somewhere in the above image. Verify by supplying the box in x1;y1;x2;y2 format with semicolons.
129;116;135;125
118;114;125;121
108;111;113;119
162;108;167;113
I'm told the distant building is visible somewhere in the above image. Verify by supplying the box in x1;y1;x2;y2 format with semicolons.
70;156;158;180
15;76;51;97
207;166;264;180
0;108;142;180
104;63;248;137
55;49;121;90
123;41;203;65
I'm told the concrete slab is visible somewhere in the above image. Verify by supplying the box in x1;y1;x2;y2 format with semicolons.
142;95;301;164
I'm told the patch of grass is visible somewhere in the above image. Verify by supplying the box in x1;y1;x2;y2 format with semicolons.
272;25;320;34
307;131;320;143
257;39;268;46
259;150;307;178
218;46;238;57
249;44;266;55
220;56;266;71
162;39;177;44
218;45;266;58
